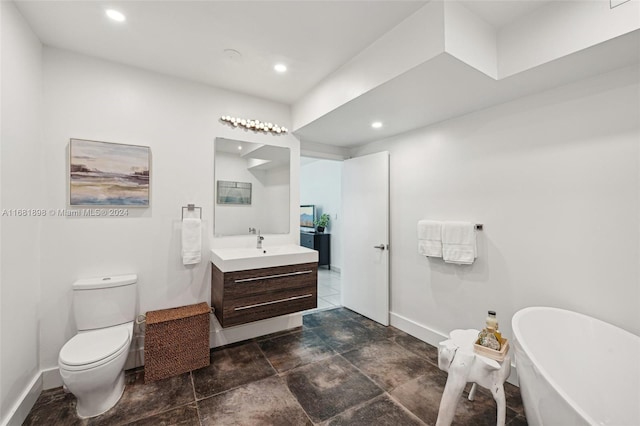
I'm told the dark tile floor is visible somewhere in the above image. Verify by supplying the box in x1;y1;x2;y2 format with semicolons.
24;308;528;426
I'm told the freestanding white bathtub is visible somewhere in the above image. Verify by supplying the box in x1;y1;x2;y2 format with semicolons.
512;307;640;426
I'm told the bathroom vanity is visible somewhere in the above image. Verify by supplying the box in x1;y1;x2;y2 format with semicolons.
210;246;318;327
211;137;319;327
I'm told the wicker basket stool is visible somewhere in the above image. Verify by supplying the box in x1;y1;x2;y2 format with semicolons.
144;302;210;382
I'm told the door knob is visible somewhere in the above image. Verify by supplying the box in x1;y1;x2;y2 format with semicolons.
373;244;386;250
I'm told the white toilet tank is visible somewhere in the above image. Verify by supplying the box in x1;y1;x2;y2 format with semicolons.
73;274;137;331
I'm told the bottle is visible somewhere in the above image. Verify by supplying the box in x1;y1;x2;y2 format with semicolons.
477;310;503;351
486;310;503;342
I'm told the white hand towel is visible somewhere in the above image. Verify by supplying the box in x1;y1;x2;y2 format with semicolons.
442;221;476;264
182;218;202;265
418;220;443;257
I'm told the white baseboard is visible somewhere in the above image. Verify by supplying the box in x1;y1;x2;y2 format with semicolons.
42;367;63;390
1;372;42;426
390;311;519;386
390;311;449;345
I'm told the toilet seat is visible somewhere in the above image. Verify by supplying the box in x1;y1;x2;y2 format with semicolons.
60;327;129;371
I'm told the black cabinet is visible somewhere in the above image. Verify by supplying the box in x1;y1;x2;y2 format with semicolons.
300;231;331;269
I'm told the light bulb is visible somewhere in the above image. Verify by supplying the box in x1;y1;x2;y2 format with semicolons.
106;9;126;22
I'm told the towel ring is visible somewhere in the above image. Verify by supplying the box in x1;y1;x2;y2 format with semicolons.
181;204;202;219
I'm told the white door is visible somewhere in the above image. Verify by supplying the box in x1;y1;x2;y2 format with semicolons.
341;151;390;325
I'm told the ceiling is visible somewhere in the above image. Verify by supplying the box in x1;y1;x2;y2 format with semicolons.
15;1;636;150
15;0;426;104
15;0;551;106
458;0;550;28
294;30;640;146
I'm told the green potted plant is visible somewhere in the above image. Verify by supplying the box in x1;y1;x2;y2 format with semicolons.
314;213;330;233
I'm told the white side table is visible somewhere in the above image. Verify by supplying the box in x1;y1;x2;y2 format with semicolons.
436;329;511;426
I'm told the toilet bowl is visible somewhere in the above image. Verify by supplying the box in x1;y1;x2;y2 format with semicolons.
59;274;138;418
59;322;133;418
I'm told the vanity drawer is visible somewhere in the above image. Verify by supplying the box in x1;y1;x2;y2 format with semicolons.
211;262;318;328
224;263;317;299
222;286;317;327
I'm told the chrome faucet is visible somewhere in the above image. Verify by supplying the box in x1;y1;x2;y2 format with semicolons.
257;230;264;249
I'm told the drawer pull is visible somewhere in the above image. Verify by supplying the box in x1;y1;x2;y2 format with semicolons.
234;294;314;311
234;270;313;283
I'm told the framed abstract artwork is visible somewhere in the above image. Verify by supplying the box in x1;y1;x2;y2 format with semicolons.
69;138;150;206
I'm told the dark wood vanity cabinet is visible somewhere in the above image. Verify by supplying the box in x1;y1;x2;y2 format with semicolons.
211;262;318;327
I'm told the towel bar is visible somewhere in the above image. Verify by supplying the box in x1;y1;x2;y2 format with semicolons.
181;204;202;219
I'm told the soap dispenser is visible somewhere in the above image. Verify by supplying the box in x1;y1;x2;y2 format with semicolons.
477;310;503;351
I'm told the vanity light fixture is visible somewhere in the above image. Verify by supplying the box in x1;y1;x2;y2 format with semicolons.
371;121;383;129
105;9;126;22
274;63;287;73
220;115;288;134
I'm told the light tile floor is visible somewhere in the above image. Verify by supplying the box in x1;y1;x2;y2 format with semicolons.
309;267;341;313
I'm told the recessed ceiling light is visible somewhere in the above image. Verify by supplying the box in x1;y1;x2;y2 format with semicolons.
371;121;383;129
274;63;287;73
238;145;242;150
106;9;126;22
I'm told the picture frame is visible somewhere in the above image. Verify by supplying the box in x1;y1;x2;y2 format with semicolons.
300;204;315;229
217;180;252;205
69;138;150;206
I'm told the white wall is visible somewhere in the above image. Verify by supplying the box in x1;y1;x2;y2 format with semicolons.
498;0;640;78
214;152;289;236
263;165;291;235
443;1;497;79
39;47;300;372
215;152;264;236
0;2;43;423
352;65;640;342
300;159;343;271
300;140;350;160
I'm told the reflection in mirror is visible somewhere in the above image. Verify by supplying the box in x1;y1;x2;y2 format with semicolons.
214;138;290;237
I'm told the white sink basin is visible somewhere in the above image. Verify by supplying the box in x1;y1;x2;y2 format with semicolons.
210;245;319;272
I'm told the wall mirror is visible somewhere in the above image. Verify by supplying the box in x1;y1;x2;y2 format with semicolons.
214;137;290;236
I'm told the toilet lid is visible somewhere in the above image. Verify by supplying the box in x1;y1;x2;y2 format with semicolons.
60;327;129;366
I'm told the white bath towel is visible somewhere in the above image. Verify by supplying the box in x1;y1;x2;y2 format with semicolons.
181;218;202;265
418;220;443;258
442;221;476;264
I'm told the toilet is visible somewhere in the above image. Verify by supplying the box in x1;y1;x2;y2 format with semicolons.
58;274;138;418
